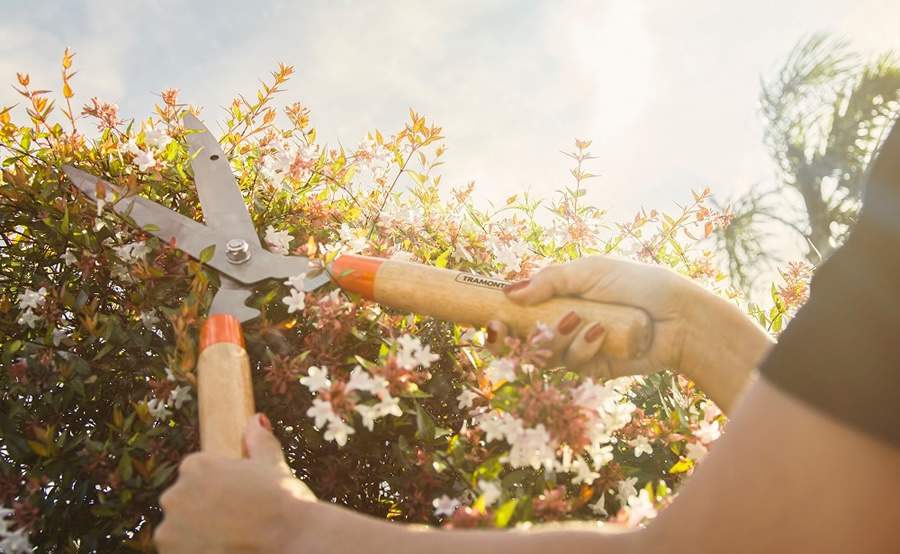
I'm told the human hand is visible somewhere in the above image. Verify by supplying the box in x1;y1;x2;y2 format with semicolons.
488;256;773;411
488;256;697;379
153;413;316;553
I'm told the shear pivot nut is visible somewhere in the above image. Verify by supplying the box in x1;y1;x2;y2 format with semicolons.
225;239;251;264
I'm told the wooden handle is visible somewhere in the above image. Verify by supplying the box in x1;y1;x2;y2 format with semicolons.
332;255;652;359
197;314;255;458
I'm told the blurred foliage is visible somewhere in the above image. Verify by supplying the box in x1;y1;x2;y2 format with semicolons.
717;33;900;291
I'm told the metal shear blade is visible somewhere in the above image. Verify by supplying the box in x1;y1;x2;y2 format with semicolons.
62;115;331;322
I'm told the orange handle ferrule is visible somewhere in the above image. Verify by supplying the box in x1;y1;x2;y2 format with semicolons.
331;255;384;300
200;313;246;350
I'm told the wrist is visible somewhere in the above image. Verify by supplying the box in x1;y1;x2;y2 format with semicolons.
680;286;774;412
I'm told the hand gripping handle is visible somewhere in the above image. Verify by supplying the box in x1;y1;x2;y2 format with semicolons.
332;255;652;359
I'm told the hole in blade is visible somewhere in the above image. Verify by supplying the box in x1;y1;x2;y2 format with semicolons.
210;154;220;161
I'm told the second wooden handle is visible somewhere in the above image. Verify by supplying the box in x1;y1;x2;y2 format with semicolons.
332;256;652;359
197;314;255;458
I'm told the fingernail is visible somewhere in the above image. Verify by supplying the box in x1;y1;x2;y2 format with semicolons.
258;413;272;432
503;279;530;294
486;322;498;344
557;311;581;335
584;322;606;343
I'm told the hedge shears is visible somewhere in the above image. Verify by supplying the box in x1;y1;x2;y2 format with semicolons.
63;114;651;459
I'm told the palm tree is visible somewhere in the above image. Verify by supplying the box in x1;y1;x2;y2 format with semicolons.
719;34;900;290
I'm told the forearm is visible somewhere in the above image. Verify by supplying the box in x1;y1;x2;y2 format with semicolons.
283;499;647;554
681;288;774;413
361;518;645;554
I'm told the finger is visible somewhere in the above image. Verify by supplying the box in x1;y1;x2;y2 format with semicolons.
563;321;607;370
545;310;585;363
244;413;287;468
484;320;508;356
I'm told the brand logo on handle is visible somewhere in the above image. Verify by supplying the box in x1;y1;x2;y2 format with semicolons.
455;273;509;290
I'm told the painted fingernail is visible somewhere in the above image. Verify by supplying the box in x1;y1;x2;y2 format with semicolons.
584;322;606;343
486;322;498;344
503;279;530;294
258;413;272;432
557;311;581;335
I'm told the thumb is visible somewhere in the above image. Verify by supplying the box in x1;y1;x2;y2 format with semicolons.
244;413;287;467
504;263;590;305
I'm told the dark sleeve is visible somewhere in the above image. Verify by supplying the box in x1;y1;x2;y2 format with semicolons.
758;120;900;448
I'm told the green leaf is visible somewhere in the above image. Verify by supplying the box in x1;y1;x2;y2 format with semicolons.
668;458;693;474
27;440;50;457
414;402;436;441
433;247;451;269
494;499;518;528
199;244;216;263
19;129;31;151
117;453;133;481
61;206;69;234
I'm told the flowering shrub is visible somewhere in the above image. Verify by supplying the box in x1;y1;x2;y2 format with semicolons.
0;54;809;552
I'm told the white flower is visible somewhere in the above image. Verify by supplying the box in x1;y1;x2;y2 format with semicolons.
165;367;177;381
143;123;171;149
115;242;150;263
700;401;722;421
571;378;619;413
374;394;402;418
0;529;32;554
685;441;708;462
485;357;517;385
282;289;306;313
631;436;653;458
354;404;379;431
489;238;529;273
323;418;355;446
626;489;657;527
432;495;460;517
337;223;368;254
283;273;307;290
123;137;141;155
570;457;600;485
346;366;375;393
695;420;721;444
0;505;15;535
306;399;337;428
61;248;78;266
478;480;502;507
17;309;40;329
476;411;508;442
460;328;485;346
170;385;192;410
300;366;331;392
141;310;160;329
394;334;438;369
52;327;67;347
617;477;639;506
134;149;157;171
457;389;478;410
17;287;47;311
507;424;555;470
587;443;614;470
589;493;608;517
265;226;293;255
147;398;171;421
413;344;439;368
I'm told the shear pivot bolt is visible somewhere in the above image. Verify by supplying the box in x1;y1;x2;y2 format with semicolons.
225;239;251;264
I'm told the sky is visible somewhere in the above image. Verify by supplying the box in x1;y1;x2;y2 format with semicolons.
4;0;900;253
